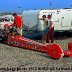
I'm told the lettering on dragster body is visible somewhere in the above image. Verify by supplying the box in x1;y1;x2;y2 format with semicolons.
8;37;13;44
8;37;20;46
24;41;40;50
18;39;24;47
19;37;31;48
11;41;20;46
32;43;41;51
25;42;32;48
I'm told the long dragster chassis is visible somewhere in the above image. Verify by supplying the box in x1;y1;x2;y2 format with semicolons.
3;35;71;59
0;25;72;59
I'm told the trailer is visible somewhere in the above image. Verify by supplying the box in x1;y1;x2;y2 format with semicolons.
38;9;72;32
22;9;72;38
22;9;72;31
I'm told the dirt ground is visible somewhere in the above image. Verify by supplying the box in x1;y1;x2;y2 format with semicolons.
0;38;72;72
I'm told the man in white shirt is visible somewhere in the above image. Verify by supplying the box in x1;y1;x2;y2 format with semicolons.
46;14;54;43
41;15;48;43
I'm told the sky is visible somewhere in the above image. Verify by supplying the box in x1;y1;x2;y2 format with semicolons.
0;0;72;12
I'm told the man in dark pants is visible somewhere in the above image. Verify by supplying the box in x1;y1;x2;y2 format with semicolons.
46;14;54;43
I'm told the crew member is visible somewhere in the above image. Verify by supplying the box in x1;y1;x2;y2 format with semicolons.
3;24;10;40
13;13;23;35
42;15;48;43
46;14;54;43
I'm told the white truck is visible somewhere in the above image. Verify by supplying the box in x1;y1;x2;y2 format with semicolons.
0;15;14;29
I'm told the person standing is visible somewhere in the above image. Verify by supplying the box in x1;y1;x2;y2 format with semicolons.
46;14;54;43
41;15;48;43
13;13;23;35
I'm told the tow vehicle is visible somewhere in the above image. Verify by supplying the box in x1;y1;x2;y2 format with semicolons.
0;15;14;29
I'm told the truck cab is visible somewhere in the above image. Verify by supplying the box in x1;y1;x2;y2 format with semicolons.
0;15;14;29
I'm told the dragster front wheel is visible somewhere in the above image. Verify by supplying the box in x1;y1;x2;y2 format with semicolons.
46;44;64;59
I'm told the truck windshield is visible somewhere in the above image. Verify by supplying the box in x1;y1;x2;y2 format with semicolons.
4;17;10;22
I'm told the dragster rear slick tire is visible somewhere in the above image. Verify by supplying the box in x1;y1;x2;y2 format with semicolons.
46;44;64;59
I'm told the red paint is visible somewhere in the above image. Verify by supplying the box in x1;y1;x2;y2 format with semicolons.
68;43;72;52
46;44;64;59
7;35;64;59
